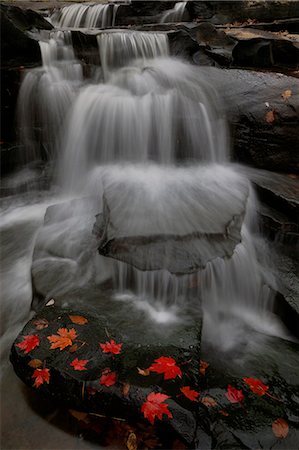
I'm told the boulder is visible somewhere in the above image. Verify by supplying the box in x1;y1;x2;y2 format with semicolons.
201;68;299;173
94;165;249;274
10;301;202;446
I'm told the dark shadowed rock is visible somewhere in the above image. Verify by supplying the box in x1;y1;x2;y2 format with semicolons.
202;68;299;173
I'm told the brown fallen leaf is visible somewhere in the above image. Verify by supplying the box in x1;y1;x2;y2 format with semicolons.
69;315;88;325
265;110;276;124
122;383;130;397
28;359;43;369
137;367;150;376
219;409;230;417
126;432;137;450
33;318;49;330
281;89;292;101
199;360;209;376
272;418;289;439
201;396;217;407
69;343;79;353
69;409;89;423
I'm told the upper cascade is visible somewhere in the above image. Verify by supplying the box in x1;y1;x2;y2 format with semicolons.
160;2;187;23
50;3;117;28
97;31;169;79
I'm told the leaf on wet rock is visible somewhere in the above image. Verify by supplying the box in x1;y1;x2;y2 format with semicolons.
180;386;200;402
141;392;172;425
28;359;43;369
199;359;209;376
122;383;130;397
201;396;217;407
45;298;55;307
219;409;229;417
69;409;89;423
99;339;122;355
265;110;276;124
126;432;137;450
33;318;49;330
99;369;117;387
281;89;292;101
225;385;244;404
243;377;269;396
272;418;289;439
148;356;182;380
16;335;40;354
47;328;77;350
32;368;50;388
70;358;89;371
137;367;150;376
69;343;79;353
69;315;88;325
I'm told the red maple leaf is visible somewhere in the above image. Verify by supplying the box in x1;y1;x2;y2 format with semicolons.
16;335;40;354
47;328;78;350
243;377;269;396
225;385;244;403
141;392;172;425
99;369;117;387
148;356;182;380
180;386;200;402
99;339;122;355
32;368;50;388
70;358;88;371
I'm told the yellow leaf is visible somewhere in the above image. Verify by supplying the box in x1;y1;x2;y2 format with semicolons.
137;367;150;376
272;418;289;439
126;432;137;450
28;359;43;368
69;315;88;325
281;89;292;101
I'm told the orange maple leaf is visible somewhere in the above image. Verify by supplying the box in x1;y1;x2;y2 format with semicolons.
47;328;77;350
16;335;40;354
272;418;289;439
148;356;182;380
70;358;88;371
141;392;172;425
99;339;122;355
243;377;269;396
69;315;88;325
32;368;50;388
180;386;200;402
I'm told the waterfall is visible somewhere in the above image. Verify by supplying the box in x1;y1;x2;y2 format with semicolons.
160;2;187;23
17;31;83;162
97;31;169;79
14;24;284;349
51;3;114;28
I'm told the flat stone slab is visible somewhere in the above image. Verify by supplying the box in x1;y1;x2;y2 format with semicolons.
94;165;249;274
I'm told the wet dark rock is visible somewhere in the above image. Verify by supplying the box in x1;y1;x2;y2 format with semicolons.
205;68;299;173
115;1;181;26
1;3;52;68
10;303;202;445
187;1;299;25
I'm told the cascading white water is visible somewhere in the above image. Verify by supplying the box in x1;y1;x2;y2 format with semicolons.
17;30;83;162
13;27;285;349
160;2;187;23
97;31;169;79
51;3;114;28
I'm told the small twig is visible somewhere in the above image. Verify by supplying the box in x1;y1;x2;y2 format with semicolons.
82;381;85;400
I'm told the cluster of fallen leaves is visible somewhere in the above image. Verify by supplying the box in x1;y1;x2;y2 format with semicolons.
16;319;290;440
264;89;292;124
